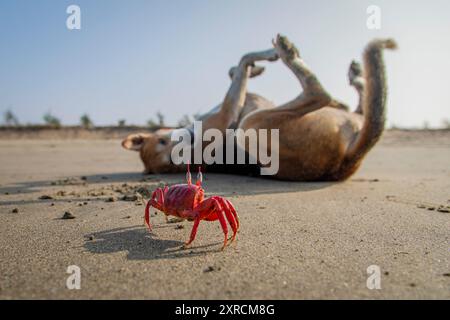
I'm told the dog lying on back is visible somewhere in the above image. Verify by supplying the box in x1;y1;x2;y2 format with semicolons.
123;35;396;181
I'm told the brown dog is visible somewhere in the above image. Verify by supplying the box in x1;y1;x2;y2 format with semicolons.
123;35;396;181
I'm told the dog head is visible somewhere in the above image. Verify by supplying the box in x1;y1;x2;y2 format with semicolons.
122;129;176;174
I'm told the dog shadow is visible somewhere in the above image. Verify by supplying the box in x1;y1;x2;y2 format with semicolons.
0;171;339;207
0;172;145;196
83;225;222;260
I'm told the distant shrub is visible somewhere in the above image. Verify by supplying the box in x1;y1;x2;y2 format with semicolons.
177;114;192;127
442;119;450;129
118;119;126;127
147;119;157;128
156;111;165;126
3;110;19;126
148;111;167;129
80;114;93;129
43;112;61;128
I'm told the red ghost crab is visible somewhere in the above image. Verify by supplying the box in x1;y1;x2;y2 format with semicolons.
144;165;240;250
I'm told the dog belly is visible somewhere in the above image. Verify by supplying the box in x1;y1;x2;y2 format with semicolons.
273;109;362;180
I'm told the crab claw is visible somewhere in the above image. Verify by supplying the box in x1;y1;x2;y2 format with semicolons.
144;200;152;231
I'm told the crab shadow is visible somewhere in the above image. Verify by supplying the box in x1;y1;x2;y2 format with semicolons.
84;225;222;260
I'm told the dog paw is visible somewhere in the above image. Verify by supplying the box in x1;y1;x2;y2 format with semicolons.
273;34;300;62
249;65;265;78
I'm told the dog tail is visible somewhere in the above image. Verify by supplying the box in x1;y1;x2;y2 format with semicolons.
340;39;397;177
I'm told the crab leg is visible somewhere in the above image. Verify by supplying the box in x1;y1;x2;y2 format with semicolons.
144;188;166;231
216;209;229;250
185;218;201;247
216;198;239;243
186;196;239;250
226;199;240;231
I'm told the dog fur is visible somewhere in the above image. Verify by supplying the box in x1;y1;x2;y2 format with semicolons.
122;35;396;181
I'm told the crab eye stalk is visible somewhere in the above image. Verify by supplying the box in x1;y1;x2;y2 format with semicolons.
186;161;192;185
196;166;203;186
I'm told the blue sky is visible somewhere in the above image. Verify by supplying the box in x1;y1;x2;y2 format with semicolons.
0;0;449;128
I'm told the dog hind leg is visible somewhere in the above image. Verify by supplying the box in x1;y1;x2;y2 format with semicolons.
271;34;332;115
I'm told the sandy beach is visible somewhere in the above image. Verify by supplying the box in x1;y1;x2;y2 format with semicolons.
0;129;449;299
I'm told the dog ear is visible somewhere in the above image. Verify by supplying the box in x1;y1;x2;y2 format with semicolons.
122;133;150;151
